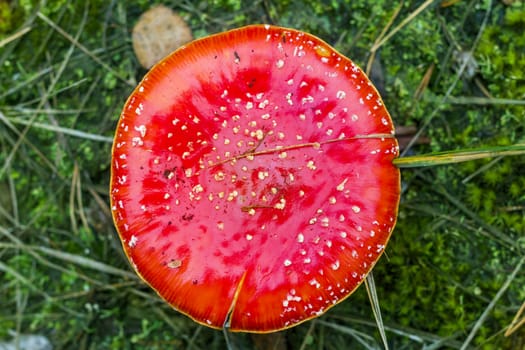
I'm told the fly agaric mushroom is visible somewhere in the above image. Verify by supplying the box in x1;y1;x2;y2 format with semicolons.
111;24;400;332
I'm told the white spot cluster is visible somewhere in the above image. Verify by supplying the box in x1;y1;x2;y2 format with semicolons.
274;198;286;210
128;235;138;248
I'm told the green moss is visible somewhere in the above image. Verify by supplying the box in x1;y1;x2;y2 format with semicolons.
0;1;12;34
477;4;525;133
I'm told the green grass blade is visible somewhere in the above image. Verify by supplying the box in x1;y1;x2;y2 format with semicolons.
460;256;525;350
394;144;525;168
445;96;525;106
365;272;389;350
316;320;379;350
35;246;137;279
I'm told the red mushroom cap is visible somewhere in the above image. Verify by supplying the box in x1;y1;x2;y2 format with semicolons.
110;24;400;333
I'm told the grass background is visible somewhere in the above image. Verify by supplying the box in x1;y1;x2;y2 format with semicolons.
1;0;524;349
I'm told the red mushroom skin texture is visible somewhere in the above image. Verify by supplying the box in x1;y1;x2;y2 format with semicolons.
110;24;400;333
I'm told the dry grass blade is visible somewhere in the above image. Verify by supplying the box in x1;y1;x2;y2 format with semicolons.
400;0;493;156
68;162;91;236
0;6;88;178
0;110;59;178
0;261;83;317
6;169;18;224
413;64;435;101
69;162;80;235
370;0;435;52
366;1;404;75
505;300;525;337
36;11;134;87
0;26;32;48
